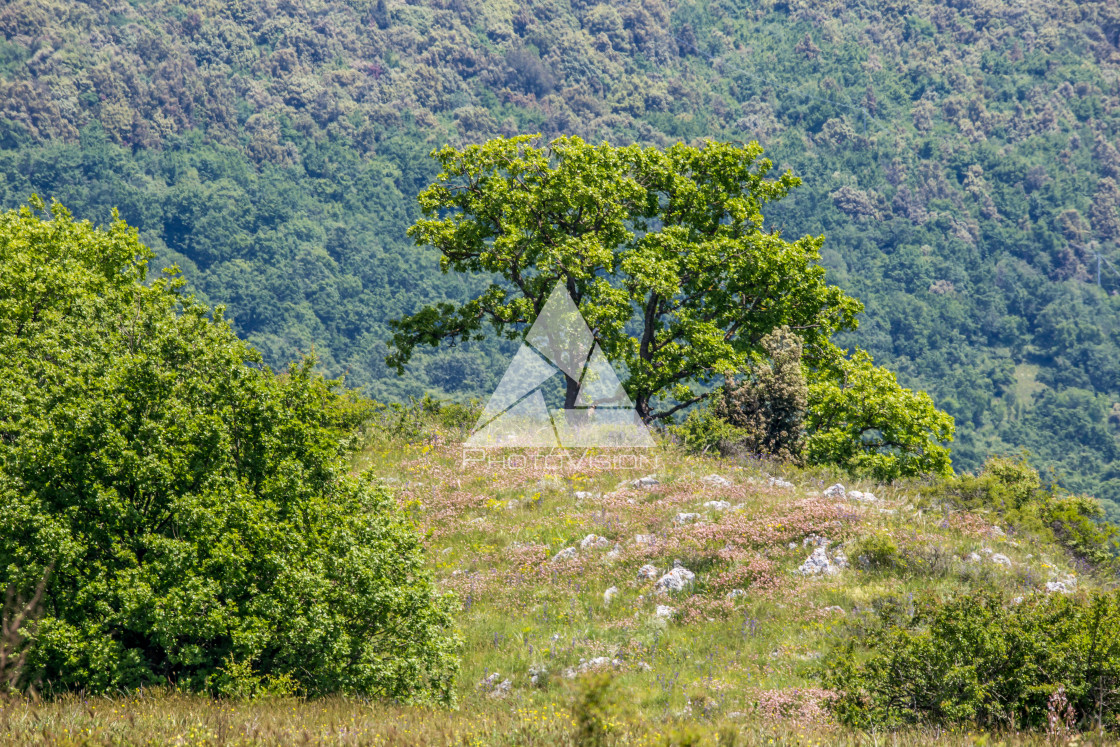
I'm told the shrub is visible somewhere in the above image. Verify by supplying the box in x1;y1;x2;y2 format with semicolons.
671;328;807;459
572;671;620;747
712;327;808;460
821;590;1120;731
932;457;1118;566
673;337;955;482
0;201;460;700
853;533;899;570
805;348;955;480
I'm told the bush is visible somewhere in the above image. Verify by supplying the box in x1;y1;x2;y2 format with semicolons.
821;590;1120;731
932;457;1118;566
853;533;899;571
712;327;808;460
670;328;807;459
805;348;955;480
572;672;621;747
0;201;460;700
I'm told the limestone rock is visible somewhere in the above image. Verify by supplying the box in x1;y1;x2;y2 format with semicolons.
551;547;578;562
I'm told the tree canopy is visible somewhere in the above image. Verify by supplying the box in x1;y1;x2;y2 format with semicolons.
0;199;460;699
390;135;862;421
390;136;954;478
3;0;1120;513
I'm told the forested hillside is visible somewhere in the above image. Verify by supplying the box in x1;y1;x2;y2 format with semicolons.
2;0;1120;516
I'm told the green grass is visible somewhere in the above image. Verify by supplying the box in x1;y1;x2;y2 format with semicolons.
2;421;1115;745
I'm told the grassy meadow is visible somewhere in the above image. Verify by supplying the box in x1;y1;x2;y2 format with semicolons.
1;410;1114;745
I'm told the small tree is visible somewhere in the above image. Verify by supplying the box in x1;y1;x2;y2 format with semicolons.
388;135;862;421
805;349;955;479
713;326;808;460
0;199;460;699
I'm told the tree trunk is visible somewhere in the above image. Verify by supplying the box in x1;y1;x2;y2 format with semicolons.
564;374;580;409
635;395;651;423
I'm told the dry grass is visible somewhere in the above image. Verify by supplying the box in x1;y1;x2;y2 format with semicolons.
0;690;1102;745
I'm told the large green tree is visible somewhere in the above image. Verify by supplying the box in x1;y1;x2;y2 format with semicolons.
0;199;460;699
389;135;862;421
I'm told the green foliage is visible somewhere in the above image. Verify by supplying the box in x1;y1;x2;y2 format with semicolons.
572;672;621;747
821;591;1120;731
389;135;862;420
712;327;808;460
672;331;954;479
0;202;460;700
211;657;300;700
365;395;481;446
2;0;1120;512
669;407;756;457
932;457;1118;565
853;533;901;571
805;348;956;480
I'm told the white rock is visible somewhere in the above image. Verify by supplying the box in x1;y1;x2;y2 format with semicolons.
605;545;621;561
478;673;512;699
788;542;797;550
798;547;839;576
701;474;733;488
528;666;548;685
579;534;610;550
634;534;656;545
822;606;846;615
991;553;1012;567
654;605;676;619
633;475;660;488
637;564;660;581
703;500;732;511
603;586;619;605
1045;581;1071;594
674;512;702;524
581;656;612;672
966;552;982;562
991;525;1006;537
1012;596;1024;605
802;534;829;548
981;548;994;555
551;547;578;562
767;477;794;489
726;589;747;600
636;662;652;671
823;483;846;498
655;566;696;593
574;491;600;500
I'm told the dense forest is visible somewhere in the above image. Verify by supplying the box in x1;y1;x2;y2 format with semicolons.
2;0;1120;517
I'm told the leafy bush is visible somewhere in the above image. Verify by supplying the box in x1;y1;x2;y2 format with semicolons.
0;201;460;700
821;591;1120;732
673;340;954;481
853;533;900;571
805;348;955;480
712;327;808;460
572;672;621;747
932;457;1118;565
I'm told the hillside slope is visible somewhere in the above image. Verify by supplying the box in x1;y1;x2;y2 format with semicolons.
3;413;1114;743
2;0;1120;512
